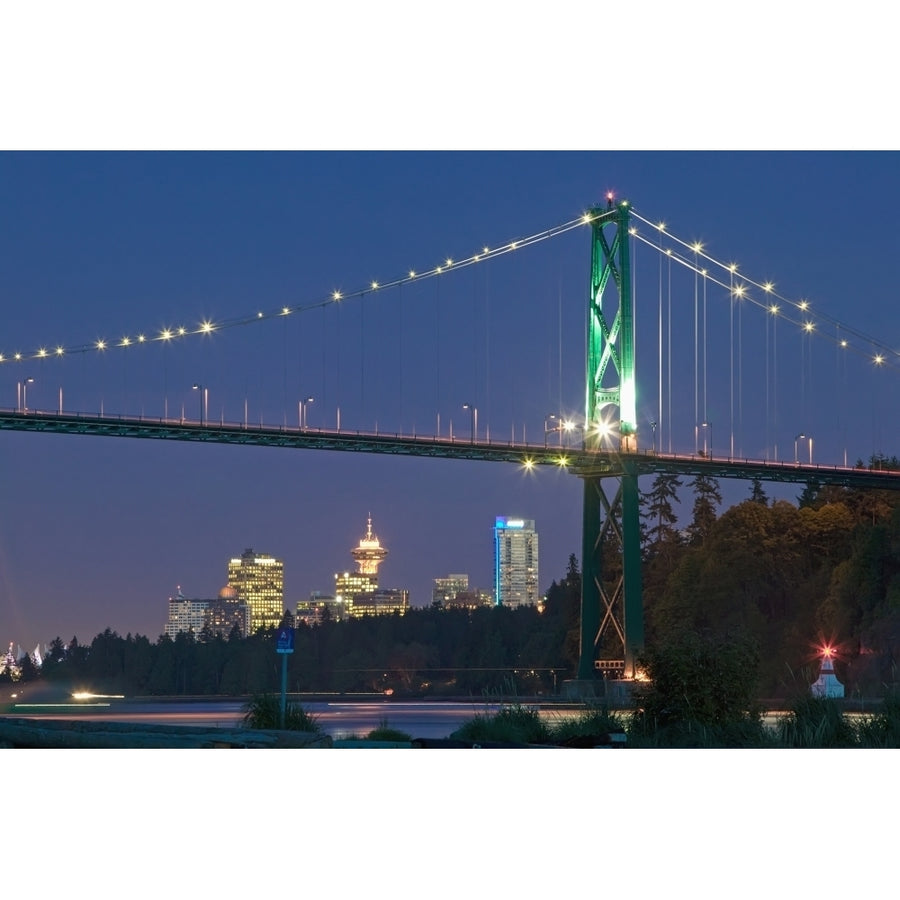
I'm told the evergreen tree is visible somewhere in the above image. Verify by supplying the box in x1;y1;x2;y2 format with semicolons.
686;473;722;546
749;478;768;505
798;478;821;509
641;473;683;559
17;651;39;682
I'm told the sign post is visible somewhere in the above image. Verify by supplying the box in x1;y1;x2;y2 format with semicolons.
276;627;295;728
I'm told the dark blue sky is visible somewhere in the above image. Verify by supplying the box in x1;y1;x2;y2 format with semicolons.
5;6;898;887
2;151;899;648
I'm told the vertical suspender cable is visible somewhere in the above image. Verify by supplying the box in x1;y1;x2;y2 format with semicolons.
738;279;743;457
667;254;672;453
772;313;778;459
703;269;708;435
657;229;663;451
360;292;365;422
729;270;734;458
558;278;563;419
765;306;770;460
398;282;403;433
694;251;699;451
435;275;441;435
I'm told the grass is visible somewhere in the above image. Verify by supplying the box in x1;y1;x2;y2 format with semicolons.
241;694;321;732
775;696;858;748
449;692;900;748
366;718;412;742
451;704;553;745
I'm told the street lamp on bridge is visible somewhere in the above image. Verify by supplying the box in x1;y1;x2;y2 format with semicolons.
462;403;477;443
544;414;561;447
192;383;208;426
696;421;712;457
300;396;314;430
795;433;813;465
17;377;34;412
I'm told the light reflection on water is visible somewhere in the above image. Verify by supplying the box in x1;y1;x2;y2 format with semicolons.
7;697;571;740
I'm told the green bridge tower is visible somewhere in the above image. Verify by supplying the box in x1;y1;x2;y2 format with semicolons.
578;196;643;681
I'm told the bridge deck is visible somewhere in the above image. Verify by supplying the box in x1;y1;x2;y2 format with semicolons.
2;409;899;490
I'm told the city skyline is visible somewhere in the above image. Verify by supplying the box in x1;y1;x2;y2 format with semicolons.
4;151;900;652
4;3;892;880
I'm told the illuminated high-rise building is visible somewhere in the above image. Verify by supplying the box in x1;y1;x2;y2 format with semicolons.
433;574;469;606
165;586;208;640
164;585;249;640
335;570;377;605
493;517;539;608
335;516;408;617
227;548;285;634
350;515;389;576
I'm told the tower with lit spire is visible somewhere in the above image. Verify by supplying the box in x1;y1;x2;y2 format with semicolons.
335;515;407;617
350;514;388;577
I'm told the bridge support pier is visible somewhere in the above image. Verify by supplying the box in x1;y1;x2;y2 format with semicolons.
577;463;644;681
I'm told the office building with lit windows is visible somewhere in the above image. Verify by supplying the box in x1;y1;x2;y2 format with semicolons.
335;571;377;606
165;587;208;640
433;574;469;606
493;517;539;608
165;585;250;640
227;548;285;634
295;592;348;625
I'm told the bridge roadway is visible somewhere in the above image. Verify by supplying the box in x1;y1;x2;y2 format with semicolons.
2;408;900;490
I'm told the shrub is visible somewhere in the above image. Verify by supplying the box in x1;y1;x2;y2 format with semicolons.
452;704;552;745
776;695;856;748
242;694;321;732
549;705;625;744
367;718;412;742
633;629;763;732
853;692;900;748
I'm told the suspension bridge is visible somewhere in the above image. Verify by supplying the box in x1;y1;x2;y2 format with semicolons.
3;195;900;682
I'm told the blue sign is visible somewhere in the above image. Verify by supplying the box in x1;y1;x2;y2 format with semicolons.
276;627;295;654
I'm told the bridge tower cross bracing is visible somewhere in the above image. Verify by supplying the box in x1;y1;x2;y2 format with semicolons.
578;197;644;680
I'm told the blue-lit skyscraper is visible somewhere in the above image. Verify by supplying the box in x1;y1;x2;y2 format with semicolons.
493;517;539;607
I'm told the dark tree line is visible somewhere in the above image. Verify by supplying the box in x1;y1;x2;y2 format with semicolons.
11;455;900;700
18;586;582;697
